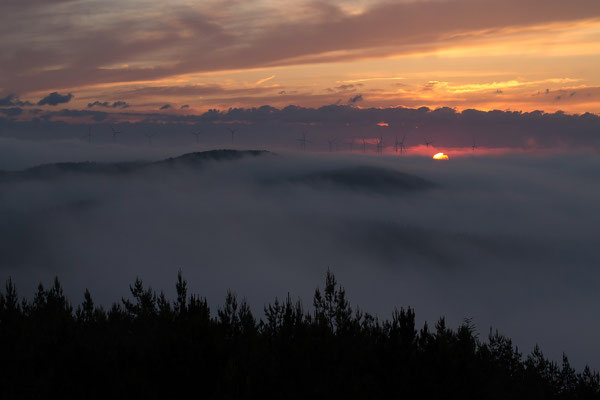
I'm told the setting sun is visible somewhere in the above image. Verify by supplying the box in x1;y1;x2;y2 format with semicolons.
433;152;449;160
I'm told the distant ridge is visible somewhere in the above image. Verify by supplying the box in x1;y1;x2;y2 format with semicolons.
156;149;268;167
0;149;270;182
270;165;435;194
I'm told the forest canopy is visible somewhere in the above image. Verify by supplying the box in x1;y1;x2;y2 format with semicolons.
1;271;598;399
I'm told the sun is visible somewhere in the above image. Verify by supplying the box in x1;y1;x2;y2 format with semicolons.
433;152;449;160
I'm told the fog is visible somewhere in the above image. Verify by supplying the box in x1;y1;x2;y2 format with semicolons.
1;137;599;369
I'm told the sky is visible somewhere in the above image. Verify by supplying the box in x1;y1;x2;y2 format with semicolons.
2;0;600;119
2;1;600;370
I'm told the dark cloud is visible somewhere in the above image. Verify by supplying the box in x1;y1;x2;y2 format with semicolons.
336;84;356;91
0;94;32;107
180;105;190;109
49;109;108;122
87;100;129;109
88;101;110;108
325;84;365;93
0;95;15;107
38;92;73;106
0;105;598;150
0;94;20;107
422;82;438;91
159;104;171;110
0;107;23;116
348;94;363;103
112;101;129;108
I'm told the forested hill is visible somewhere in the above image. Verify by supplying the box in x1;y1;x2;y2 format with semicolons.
0;149;269;181
0;272;598;399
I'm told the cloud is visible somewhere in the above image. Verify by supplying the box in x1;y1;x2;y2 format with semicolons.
336;85;353;91
87;101;129;109
0;94;19;107
2;0;599;95
1;104;598;149
422;81;439;91
255;75;276;86
37;92;73;106
180;104;190;109
348;94;363;103
0;107;23;116
46;109;108;122
0;94;32;107
115;84;273;99
159;104;171;110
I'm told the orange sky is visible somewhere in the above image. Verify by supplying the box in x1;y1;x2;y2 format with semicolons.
2;0;600;116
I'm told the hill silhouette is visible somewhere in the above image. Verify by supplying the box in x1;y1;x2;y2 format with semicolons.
278;165;435;194
0;149;269;182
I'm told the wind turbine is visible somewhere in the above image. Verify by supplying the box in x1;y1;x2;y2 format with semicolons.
82;127;92;143
362;137;367;153
376;136;384;154
190;130;202;144
424;138;433;148
327;137;337;152
472;137;478;151
398;135;407;154
144;132;156;146
394;136;399;153
110;126;121;143
226;127;238;145
296;132;311;151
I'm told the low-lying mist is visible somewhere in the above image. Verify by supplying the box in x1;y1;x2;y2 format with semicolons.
1;137;599;368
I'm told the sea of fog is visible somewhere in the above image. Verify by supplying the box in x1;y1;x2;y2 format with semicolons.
0;137;599;369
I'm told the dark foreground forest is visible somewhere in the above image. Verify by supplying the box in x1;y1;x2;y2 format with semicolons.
0;271;598;399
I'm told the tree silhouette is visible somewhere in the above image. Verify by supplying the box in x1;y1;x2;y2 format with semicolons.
0;272;598;399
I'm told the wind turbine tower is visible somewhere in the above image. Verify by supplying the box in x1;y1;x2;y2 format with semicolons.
327;138;337;152
376;136;384;154
296;132;311;151
83;127;92;143
399;135;406;154
227;127;238;145
110;126;121;143
191;130;202;144
144;132;156;146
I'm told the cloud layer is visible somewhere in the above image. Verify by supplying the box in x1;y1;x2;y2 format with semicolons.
0;141;599;369
1;105;597;152
1;0;599;113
